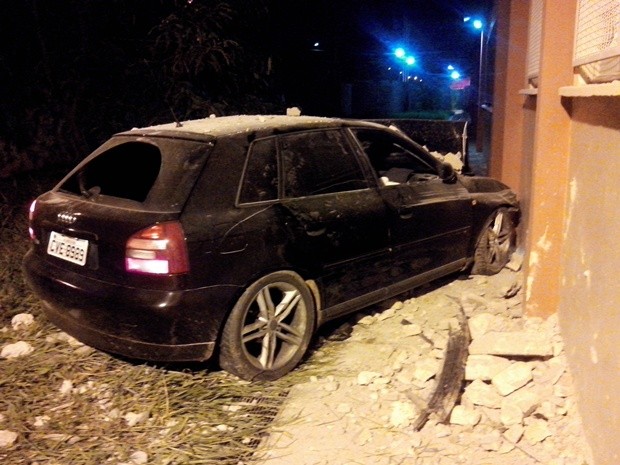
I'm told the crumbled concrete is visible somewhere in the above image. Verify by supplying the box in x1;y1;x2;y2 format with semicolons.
465;354;512;381
469;331;553;357
463;379;503;408
254;268;593;465
492;362;533;396
10;313;34;330
450;405;481;426
0;340;34;359
0;430;18;448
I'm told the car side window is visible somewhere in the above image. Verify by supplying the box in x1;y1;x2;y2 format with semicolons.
351;128;438;185
280;129;368;198
238;137;279;204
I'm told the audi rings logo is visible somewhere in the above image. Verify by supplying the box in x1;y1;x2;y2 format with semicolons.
57;212;78;225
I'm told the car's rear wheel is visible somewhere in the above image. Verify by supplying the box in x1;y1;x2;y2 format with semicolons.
219;271;316;381
471;207;516;275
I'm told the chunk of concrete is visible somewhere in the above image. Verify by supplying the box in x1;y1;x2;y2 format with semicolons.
500;401;524;426
389;401;418;428
503;424;524;444
492;362;533;396
450;405;481;426
0;341;34;359
469;331;553;357
357;371;381;386
465;354;512;381
524;419;552;444
460;292;489;313
504;389;541;416
463;379;503;408
413;357;441;383
0;430;17;448
468;313;497;340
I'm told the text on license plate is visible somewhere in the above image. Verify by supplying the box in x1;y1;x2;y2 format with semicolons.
47;231;89;266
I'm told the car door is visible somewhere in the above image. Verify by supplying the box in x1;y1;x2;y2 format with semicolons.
350;127;473;281
276;129;392;309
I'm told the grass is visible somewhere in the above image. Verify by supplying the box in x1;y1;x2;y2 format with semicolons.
0;171;300;465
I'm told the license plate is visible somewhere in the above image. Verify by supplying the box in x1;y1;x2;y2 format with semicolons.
47;231;89;266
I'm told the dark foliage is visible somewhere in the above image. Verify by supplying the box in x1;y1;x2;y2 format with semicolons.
0;0;281;178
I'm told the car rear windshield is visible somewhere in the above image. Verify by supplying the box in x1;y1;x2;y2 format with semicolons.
58;136;212;211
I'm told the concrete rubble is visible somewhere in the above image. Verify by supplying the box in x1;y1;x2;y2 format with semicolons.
253;268;593;465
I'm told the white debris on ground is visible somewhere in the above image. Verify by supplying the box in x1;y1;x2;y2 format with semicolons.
117;450;149;465
0;340;34;359
254;267;593;465
10;313;34;330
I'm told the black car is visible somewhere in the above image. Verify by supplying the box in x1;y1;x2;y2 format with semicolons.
23;115;519;381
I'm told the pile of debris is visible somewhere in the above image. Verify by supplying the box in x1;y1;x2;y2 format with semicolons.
451;308;587;463
254;269;593;465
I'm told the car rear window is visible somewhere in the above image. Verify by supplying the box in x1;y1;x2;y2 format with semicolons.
58;136;212;211
61;142;160;202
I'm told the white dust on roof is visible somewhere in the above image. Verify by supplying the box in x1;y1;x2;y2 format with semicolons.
134;114;337;136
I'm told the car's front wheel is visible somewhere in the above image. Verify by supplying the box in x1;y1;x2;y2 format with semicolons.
471;207;516;275
219;271;316;381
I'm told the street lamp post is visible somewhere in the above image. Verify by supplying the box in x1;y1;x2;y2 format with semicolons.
465;17;486;154
393;47;415;82
474;20;485;153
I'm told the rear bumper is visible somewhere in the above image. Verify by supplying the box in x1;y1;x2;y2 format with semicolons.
23;248;241;362
41;299;217;361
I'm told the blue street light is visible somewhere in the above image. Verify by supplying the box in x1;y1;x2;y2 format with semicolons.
393;47;416;82
394;47;406;59
450;70;461;80
464;16;486;152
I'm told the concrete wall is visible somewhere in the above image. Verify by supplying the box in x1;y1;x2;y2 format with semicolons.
559;97;620;464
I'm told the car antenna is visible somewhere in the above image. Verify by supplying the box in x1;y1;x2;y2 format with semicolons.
140;59;183;128
170;107;183;127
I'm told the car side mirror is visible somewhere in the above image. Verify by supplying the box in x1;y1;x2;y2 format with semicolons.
439;162;457;183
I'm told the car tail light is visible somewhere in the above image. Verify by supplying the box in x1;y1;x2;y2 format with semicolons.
28;200;37;241
125;222;189;275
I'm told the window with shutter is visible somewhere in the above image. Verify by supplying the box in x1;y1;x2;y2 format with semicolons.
574;0;620;83
526;0;544;88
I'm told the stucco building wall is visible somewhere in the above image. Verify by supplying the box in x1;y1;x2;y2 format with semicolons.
492;1;620;463
559;97;620;464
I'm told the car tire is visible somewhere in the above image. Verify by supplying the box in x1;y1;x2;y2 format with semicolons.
219;271;316;381
471;207;516;275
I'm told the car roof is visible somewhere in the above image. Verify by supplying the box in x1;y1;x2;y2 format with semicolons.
119;115;390;139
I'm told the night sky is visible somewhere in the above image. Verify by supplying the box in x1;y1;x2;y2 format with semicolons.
270;0;494;114
0;0;494;172
272;0;493;76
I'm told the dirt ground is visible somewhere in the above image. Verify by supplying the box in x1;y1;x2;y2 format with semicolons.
252;266;593;465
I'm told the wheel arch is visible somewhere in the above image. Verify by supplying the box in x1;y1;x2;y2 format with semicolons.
214;266;323;348
468;193;520;257
217;267;320;380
